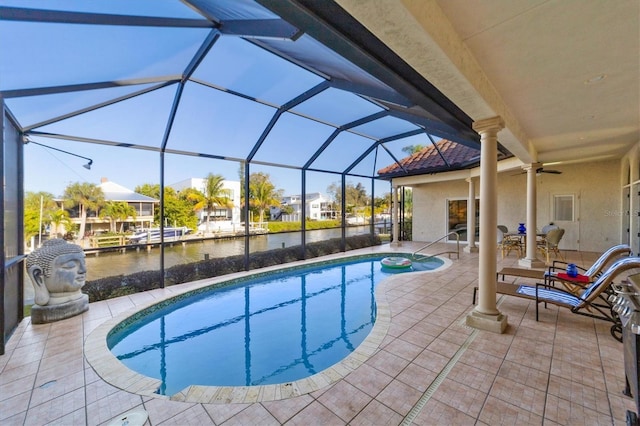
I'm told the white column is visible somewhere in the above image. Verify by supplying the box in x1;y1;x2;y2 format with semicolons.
466;116;508;334
519;163;545;268
464;177;478;253
391;185;400;246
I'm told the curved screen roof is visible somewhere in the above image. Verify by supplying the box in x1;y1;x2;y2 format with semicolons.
0;0;487;180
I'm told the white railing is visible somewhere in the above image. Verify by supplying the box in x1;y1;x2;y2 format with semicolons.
412;231;460;260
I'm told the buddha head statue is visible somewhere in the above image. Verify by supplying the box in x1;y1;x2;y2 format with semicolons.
26;239;87;306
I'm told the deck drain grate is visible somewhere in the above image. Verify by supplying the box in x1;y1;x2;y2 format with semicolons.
401;328;479;425
401;296;509;424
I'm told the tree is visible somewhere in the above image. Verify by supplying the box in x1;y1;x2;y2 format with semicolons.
345;182;368;211
163;190;199;230
135;184;198;230
249;172;281;224
327;182;341;206
99;201;137;233
402;144;426;155
24;191;58;242
280;204;295;215
327;182;369;215
403;187;413;218
186;174;233;234
135;183;161;199
374;193;391;215
63;182;105;242
47;209;72;238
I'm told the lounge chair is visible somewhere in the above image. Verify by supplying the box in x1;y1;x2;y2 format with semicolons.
478;256;640;341
497;243;631;294
545;244;631;293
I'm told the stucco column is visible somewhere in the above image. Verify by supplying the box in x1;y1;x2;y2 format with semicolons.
463;177;478;253
519;163;545;268
391;185;400;246
466;116;508;333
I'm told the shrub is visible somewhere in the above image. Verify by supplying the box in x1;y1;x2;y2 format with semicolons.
83;234;381;302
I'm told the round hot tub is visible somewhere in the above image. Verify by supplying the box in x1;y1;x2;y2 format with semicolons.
380;256;412;270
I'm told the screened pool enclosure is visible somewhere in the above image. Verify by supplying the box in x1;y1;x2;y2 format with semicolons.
1;1;490;352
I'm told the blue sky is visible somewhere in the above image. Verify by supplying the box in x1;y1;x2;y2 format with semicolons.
23;135;394;199
5;1;414;199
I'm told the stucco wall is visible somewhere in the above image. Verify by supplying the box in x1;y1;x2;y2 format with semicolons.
411;159;621;253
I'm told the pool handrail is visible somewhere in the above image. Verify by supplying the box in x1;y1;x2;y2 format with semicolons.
412;231;460;260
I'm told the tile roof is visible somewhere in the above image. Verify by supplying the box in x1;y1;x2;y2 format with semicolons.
378;139;480;177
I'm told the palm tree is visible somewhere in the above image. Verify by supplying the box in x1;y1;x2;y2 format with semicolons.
402;144;426;155
100;201;137;233
188;174;233;234
63;182;105;242
47;209;72;238
249;172;281;225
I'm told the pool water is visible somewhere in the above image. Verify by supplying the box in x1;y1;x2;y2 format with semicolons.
107;254;443;395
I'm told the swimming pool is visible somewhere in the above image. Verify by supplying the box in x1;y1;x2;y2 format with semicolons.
106;254;444;396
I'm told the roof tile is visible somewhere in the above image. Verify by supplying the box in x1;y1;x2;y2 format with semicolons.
378;139;479;177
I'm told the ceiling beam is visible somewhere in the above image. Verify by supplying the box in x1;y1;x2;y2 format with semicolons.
0;6;213;27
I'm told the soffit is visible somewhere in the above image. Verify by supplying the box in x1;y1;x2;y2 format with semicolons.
338;0;640;169
438;0;639;163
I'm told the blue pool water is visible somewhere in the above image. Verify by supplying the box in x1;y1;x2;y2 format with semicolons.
107;254;443;395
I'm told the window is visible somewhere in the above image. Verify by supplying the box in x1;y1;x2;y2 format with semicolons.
447;199;480;241
553;195;574;221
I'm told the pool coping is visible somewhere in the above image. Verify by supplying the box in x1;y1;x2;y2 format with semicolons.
84;252;452;404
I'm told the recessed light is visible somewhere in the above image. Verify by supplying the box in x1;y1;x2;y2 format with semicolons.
584;74;607;84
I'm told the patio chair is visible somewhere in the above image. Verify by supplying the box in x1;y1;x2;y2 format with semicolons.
496;243;631;294
536;224;560;246
541;224;559;234
489;257;640;341
537;228;565;263
498;227;521;258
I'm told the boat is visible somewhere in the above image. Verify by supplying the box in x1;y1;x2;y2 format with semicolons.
380;256;413;269
127;227;190;244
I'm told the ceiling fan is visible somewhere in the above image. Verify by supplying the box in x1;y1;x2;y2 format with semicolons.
536;167;562;175
512;167;562;176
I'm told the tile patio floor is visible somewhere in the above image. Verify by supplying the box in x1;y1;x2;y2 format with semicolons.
1;242;637;425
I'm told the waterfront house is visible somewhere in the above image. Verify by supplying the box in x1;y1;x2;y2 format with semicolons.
169;178;241;232
272;193;338;221
60;178;158;236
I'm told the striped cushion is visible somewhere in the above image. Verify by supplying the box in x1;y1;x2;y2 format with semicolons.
584;244;630;276
516;285;581;307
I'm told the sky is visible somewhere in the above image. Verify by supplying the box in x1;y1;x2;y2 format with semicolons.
4;1;421;200
23;135;394;199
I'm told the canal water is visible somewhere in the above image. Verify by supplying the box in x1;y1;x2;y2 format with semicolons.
85;227;372;281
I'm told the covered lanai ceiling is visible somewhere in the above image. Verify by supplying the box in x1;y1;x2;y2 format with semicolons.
0;0;509;182
335;0;640;169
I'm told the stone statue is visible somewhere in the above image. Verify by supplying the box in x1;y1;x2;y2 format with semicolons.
26;239;89;323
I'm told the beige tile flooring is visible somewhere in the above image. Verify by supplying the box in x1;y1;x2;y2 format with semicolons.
1;243;638;425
